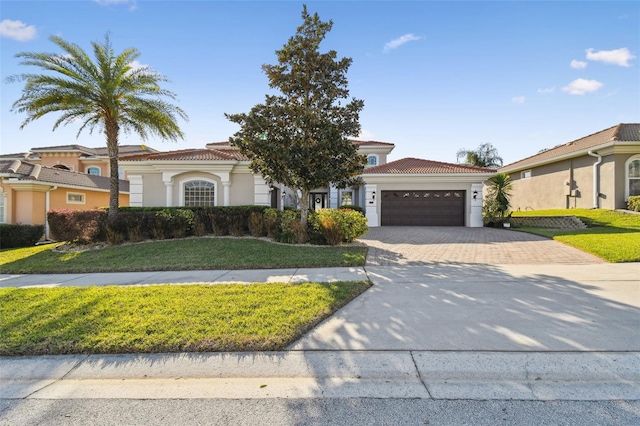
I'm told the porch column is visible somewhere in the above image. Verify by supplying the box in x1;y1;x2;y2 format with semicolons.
365;184;379;227
253;174;271;206
162;172;178;207
128;175;143;207
469;183;483;227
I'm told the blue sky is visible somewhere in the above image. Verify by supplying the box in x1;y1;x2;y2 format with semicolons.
1;1;638;166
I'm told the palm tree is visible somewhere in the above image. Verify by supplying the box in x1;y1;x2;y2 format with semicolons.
484;172;513;221
8;34;188;220
456;142;503;168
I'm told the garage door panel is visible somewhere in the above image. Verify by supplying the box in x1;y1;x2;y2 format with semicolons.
381;190;465;226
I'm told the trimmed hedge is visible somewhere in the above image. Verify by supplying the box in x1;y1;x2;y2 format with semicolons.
628;196;640;212
44;205;368;246
47;210;107;243
0;224;45;249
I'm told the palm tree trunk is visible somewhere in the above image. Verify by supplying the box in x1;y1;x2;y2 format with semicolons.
106;120;120;222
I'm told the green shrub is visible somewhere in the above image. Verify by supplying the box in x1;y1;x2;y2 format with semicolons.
249;211;265;237
310;208;368;245
278;210;299;244
264;208;281;239
47;210;107;243
0;224;45;249
628;196;640;212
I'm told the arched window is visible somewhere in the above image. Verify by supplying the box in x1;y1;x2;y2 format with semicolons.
184;180;215;206
367;155;378;167
627;155;640;198
87;166;101;176
53;164;71;171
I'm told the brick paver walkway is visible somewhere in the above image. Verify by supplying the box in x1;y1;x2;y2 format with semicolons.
360;227;604;265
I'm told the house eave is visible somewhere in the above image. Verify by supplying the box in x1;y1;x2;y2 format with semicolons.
363;172;495;184
500;141;640;173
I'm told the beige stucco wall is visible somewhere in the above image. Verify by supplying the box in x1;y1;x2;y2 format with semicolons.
131;169;256;207
228;172;255;205
508;152;636;211
509;160;571;211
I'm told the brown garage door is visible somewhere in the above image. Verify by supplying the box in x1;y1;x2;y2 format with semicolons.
381;190;465;226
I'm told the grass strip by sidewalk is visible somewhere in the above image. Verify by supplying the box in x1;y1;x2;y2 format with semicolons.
0;237;368;274
0;281;370;355
512;209;640;262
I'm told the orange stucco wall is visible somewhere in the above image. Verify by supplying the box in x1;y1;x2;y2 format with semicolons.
49;189;128;211
0;182;129;226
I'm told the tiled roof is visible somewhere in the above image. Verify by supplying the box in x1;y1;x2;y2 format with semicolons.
120;148;250;162
205;139;395;149
364;157;496;174
501;123;640;172
351;139;395;147
21;144;157;158
0;160;129;192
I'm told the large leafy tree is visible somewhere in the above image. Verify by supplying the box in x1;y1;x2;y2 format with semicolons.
225;5;366;226
456;142;503;168
8;34;188;220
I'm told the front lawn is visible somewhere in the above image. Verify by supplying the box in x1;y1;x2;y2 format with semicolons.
0;237;368;274
512;209;640;262
0;281;370;355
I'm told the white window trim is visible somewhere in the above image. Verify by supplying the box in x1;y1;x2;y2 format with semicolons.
521;170;532;179
67;192;86;204
178;177;217;207
86;166;101;176
366;154;379;167
625;154;640;200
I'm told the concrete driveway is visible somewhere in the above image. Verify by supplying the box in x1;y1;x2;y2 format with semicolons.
291;227;640;351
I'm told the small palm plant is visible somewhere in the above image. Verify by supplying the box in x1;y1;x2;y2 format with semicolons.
483;173;513;226
8;34;188;220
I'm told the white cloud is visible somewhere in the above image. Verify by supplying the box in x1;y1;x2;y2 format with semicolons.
511;96;526;104
357;129;376;140
562;78;603;95
0;19;37;41
586;48;635;67
537;86;556;94
94;0;137;11
383;34;422;53
570;60;587;69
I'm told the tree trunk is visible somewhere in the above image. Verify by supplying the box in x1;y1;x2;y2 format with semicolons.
106;120;120;222
299;188;310;228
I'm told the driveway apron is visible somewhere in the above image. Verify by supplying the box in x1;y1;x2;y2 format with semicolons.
290;227;640;352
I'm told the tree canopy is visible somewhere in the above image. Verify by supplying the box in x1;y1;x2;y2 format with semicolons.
8;34;188;219
456;142;503;169
225;5;366;225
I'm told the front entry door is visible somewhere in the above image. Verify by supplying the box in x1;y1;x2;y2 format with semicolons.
310;193;327;211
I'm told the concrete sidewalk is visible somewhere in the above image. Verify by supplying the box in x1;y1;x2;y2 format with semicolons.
0;267;368;288
2;351;639;400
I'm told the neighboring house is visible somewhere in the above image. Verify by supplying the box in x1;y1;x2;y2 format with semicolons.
0;160;129;238
120;140;495;227
0;144;157;179
500;123;640;211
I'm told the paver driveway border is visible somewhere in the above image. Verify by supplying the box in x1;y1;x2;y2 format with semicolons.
359;226;604;265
